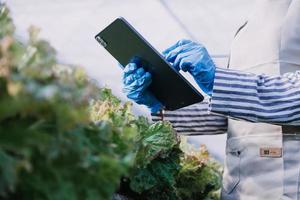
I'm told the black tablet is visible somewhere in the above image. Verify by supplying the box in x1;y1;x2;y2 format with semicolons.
95;17;203;111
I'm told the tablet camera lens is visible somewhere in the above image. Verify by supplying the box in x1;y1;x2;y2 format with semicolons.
95;36;107;48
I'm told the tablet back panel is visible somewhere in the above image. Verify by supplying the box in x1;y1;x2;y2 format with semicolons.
95;17;203;111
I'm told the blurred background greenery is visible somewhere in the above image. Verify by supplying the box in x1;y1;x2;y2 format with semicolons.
0;4;223;200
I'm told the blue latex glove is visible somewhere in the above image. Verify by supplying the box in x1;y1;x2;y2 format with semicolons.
163;39;216;96
122;63;162;113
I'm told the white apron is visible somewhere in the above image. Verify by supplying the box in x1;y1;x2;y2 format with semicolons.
222;1;300;199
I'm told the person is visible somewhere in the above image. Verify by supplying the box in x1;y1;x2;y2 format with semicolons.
122;1;300;199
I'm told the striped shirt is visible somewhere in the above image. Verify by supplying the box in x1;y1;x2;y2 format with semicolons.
151;99;228;135
152;67;300;134
211;67;300;126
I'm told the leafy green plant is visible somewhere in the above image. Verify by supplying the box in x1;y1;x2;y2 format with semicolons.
176;139;222;200
0;4;222;200
128;122;182;199
0;4;137;199
117;124;222;200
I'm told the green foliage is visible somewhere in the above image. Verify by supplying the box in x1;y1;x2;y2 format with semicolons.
0;4;14;38
122;124;222;200
176;140;222;200
129;122;181;199
0;3;222;200
134;122;179;167
0;4;137;200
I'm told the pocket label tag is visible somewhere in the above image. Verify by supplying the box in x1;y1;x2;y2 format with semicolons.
260;147;282;158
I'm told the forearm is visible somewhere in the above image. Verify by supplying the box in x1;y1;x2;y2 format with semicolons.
152;100;227;135
210;67;300;125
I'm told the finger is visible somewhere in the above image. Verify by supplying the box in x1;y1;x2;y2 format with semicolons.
123;63;137;85
134;72;152;92
123;73;135;85
126;71;152;93
134;67;145;79
124;72;152;101
124;63;137;75
169;63;180;72
165;45;185;63
124;67;146;85
173;51;193;70
142;72;152;90
165;41;197;63
180;57;193;72
162;39;192;56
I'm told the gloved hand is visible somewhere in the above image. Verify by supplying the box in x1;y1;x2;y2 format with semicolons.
122;63;162;113
163;39;216;96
